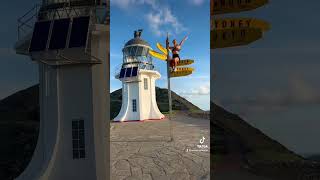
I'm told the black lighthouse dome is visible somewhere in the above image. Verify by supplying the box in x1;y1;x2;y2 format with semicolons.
124;30;151;47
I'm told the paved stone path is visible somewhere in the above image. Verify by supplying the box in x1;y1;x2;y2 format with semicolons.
110;113;210;180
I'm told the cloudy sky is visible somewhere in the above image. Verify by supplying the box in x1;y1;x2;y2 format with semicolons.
110;0;210;110
0;0;39;100
212;0;320;156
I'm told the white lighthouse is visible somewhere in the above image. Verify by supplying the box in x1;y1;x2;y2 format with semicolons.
14;1;109;180
114;30;165;122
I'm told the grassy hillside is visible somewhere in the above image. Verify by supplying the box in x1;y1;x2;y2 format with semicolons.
212;102;302;162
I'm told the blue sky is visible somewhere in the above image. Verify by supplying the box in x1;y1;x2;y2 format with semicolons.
110;0;210;111
213;0;320;155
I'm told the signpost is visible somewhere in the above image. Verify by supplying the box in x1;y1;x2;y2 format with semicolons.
211;0;269;15
211;0;270;49
166;34;173;118
149;35;195;121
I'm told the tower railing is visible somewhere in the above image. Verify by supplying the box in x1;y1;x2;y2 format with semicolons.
113;62;159;79
17;2;108;41
17;4;41;41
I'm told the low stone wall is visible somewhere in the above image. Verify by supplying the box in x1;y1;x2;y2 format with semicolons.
187;111;210;120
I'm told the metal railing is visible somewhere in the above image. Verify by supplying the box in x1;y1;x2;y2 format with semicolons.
113;62;159;79
17;3;108;41
17;4;41;40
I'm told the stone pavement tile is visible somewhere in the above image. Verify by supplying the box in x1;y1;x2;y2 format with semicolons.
114;160;131;177
123;176;143;180
152;157;175;175
112;176;129;180
142;174;153;180
182;157;205;177
131;167;143;177
169;172;190;180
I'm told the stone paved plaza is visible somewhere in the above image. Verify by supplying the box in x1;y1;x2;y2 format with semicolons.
110;113;210;180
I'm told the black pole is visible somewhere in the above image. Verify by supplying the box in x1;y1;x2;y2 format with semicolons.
166;33;172;118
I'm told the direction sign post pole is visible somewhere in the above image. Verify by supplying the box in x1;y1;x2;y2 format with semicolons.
166;33;172;119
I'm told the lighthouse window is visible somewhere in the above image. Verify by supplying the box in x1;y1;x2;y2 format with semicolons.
136;47;143;55
132;67;138;77
132;99;137;112
129;47;136;56
119;68;126;78
69;16;90;48
125;67;132;77
123;48;129;56
29;21;51;52
49;18;71;50
144;78;148;90
142;47;148;56
72;119;86;159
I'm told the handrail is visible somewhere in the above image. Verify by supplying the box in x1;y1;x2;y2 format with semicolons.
18;4;40;23
17;5;40;41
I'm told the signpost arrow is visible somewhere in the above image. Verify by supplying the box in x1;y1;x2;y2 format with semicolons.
211;27;263;49
211;0;268;15
177;59;194;66
170;67;194;78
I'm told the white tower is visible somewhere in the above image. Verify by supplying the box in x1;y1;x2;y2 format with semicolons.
14;1;109;180
114;30;165;122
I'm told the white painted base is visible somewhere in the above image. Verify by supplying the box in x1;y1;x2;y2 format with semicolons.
113;70;165;122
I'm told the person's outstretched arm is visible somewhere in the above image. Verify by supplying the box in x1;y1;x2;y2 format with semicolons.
179;35;188;46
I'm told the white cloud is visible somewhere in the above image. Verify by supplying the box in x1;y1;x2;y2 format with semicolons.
110;0;156;9
188;0;205;6
220;74;320;107
111;0;187;37
178;82;210;96
146;7;187;36
110;52;122;58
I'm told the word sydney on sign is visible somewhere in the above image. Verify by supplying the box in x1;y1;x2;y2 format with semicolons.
211;0;268;15
211;18;270;32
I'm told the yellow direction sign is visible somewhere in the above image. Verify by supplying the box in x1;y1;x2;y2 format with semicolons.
170;67;194;78
211;27;263;49
149;49;194;66
211;0;268;15
156;43;168;55
211;18;270;32
149;49;166;60
177;59;194;66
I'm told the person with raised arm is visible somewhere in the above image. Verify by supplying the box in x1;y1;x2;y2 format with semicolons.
168;35;188;72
